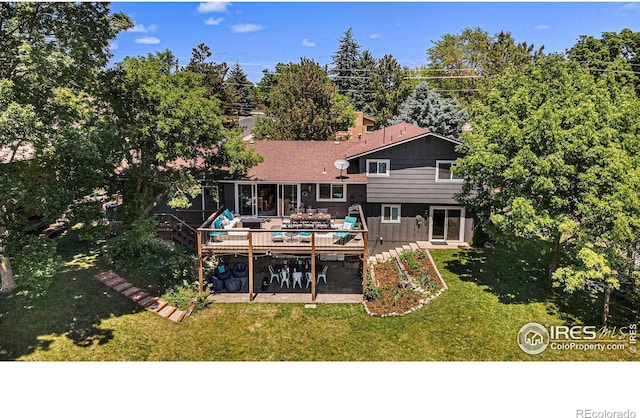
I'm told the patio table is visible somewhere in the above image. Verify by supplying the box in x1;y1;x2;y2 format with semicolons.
289;213;331;228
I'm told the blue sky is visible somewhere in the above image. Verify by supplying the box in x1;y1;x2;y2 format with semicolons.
109;2;640;83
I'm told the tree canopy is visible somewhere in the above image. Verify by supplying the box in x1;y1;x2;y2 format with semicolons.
104;51;261;216
366;54;412;128
425;27;544;106
390;82;468;139
0;2;132;293
225;62;257;116
455;55;640;325
330;27;362;105
253;58;355;141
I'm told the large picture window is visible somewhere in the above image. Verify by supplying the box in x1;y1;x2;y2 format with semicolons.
317;183;347;202
366;159;390;177
436;160;462;182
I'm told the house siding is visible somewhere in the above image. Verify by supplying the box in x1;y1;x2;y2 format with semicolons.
356;135;463;204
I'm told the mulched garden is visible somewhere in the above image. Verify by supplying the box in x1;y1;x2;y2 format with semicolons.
364;248;446;317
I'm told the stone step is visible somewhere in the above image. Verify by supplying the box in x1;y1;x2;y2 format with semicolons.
122;287;141;297
368;256;377;264
130;291;149;303
381;251;391;260
138;296;157;307
416;241;430;249
168;309;187;323
409;242;420;251
146;299;168;313
158;305;177;319
402;245;412;252
105;277;126;288
96;271;117;282
113;282;134;292
388;249;398;259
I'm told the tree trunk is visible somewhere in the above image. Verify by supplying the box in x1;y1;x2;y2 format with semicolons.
602;282;611;329
0;255;17;294
548;233;561;280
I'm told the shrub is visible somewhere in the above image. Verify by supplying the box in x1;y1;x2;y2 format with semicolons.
105;217;197;284
162;280;211;312
364;273;381;301
417;268;430;287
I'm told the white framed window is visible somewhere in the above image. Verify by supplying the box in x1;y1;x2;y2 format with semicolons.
317;183;347;202
436;160;462;182
381;204;401;223
366;159;390;177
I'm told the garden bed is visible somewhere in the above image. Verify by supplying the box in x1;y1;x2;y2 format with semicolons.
364;248;447;317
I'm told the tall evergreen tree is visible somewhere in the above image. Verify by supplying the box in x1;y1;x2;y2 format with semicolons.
390;82;468;139
352;49;377;112
367;54;412;128
225;62;256;116
330;27;361;101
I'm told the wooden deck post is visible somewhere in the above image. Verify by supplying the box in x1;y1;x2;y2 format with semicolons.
197;229;204;293
311;232;316;301
248;232;254;301
362;230;368;301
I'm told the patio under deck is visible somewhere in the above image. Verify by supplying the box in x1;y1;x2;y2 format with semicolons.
207;257;363;304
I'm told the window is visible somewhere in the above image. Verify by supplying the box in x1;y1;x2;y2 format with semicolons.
436;160;462;182
317;183;347;202
366;159;390;177
365;125;375;133
381;204;401;223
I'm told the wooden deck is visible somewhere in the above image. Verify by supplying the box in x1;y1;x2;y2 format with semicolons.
201;217;366;254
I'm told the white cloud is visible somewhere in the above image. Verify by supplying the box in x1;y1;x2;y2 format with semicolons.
135;36;161;45
620;2;639;10
108;41;118;51
205;17;224;26
535;24;551;30
370;33;383;39
231;23;265;33
197;2;229;13
128;23;158;33
302;38;316;47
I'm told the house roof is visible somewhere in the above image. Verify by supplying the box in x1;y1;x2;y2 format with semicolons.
239;122;461;183
241;140;367;183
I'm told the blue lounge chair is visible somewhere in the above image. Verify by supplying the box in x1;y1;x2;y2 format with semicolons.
333;217;356;244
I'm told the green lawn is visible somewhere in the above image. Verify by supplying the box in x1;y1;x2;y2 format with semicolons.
0;234;637;361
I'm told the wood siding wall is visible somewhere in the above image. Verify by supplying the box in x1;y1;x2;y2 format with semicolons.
356;136;463;204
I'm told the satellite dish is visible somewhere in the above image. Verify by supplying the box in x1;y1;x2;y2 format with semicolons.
334;159;350;170
334;159;350;180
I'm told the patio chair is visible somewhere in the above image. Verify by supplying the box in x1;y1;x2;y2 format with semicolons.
209;217;224;242
305;272;313;288
268;265;280;284
317;265;328;284
333;220;355;244
280;269;290;288
292;271;303;289
271;231;284;242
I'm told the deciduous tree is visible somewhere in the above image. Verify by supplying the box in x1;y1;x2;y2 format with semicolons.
455;55;640;325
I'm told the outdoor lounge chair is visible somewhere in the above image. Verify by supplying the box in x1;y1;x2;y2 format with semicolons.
298;231;311;242
333;216;357;244
271;231;284;242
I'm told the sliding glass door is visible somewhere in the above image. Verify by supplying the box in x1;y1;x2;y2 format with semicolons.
278;184;299;216
429;207;465;242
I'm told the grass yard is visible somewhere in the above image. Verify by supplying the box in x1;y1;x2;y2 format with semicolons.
0;233;637;361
